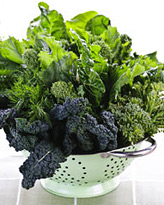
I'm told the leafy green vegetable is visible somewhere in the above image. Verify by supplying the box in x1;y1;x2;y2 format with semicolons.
85;14;110;35
0;2;163;191
27;2;67;40
51;81;77;103
0;37;25;64
66;11;98;30
109;103;156;146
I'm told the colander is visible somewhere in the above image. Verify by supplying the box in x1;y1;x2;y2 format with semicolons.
41;137;156;198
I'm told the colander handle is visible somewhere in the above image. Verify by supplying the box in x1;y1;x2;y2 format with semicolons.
101;137;157;158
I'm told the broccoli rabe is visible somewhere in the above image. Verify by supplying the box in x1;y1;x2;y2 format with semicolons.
110;103;155;146
22;49;40;69
51;81;77;103
93;40;113;60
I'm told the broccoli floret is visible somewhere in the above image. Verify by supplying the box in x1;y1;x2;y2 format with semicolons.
51;81;77;103
93;40;113;60
22;49;40;69
19;140;66;189
120;34;132;50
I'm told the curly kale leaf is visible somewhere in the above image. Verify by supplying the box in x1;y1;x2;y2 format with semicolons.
4;126;38;152
83;113;118;150
50;98;87;120
0;108;15;129
15;118;49;135
66;115;94;152
65;112;118;152
19;140;66;189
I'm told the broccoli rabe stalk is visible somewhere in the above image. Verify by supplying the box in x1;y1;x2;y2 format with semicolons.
22;49;40;70
51;81;78;103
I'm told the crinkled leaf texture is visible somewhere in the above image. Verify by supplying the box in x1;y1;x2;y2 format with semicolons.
0;109;15;129
5;126;38;152
19;140;66;189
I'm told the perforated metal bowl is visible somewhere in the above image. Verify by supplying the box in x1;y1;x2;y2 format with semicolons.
41;137;156;198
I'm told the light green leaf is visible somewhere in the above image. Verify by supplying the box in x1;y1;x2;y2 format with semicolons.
66;11;98;30
0;37;25;64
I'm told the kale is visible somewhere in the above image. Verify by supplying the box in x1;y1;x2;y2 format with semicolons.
15;118;49;135
50;98;87;120
0;2;163;191
4;126;38;152
19;140;66;189
83;113;117;150
65;111;118;153
0;108;15;129
66;115;94;152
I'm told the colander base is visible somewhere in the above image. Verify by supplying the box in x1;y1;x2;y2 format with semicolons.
40;176;120;198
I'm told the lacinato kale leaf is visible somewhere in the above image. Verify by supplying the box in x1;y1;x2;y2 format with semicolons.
4;126;38;152
50;98;87;120
0;108;15;129
19;140;66;189
15;118;49;135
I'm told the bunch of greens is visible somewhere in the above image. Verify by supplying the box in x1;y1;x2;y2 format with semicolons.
0;2;163;189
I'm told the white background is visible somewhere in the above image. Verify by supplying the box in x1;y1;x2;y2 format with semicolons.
0;0;164;62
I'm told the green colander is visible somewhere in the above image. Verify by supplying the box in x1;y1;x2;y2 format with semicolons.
41;137;156;198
